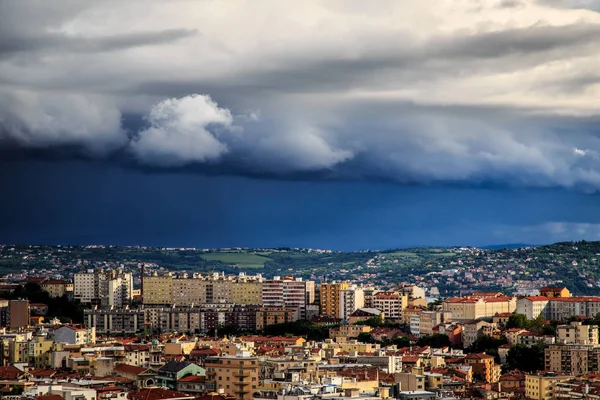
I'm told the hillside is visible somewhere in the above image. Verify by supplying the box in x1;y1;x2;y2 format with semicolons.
2;241;600;296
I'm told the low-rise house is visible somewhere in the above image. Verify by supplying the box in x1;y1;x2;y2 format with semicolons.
176;375;205;395
156;361;205;390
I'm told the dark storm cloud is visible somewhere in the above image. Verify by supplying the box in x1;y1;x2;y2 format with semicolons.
1;1;600;190
0;29;197;58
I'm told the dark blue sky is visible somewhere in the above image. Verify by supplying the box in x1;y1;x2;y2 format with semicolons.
2;159;599;250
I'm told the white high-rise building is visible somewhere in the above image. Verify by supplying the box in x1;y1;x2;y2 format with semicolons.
339;286;365;321
74;269;133;307
262;276;311;318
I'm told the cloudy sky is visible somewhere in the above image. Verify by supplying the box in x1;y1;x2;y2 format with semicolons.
2;0;600;250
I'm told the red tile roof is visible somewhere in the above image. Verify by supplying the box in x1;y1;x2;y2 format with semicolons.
177;375;205;383
128;389;193;400
114;364;147;375
0;366;25;380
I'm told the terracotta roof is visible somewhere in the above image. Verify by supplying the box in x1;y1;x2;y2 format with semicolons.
29;369;57;378
465;353;494;360
177;375;205;383
36;395;64;400
522;296;550;301
0;365;25;380
114;364;147;375
128;388;193;400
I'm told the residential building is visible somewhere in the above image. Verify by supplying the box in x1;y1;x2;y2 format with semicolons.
156;360;205;390
348;308;384;324
84;306;145;335
373;292;407;319
464;353;500;383
442;296;516;322
338;285;365;321
9;299;29;329
53;325;96;344
516;296;550;320
41;280;73;298
74;269;133;307
263;277;309;318
525;372;573;400
557;321;599;345
256;307;299;330
540;287;571;298
545;344;600;375
419;311;452;337
205;355;259;400
319;282;349;318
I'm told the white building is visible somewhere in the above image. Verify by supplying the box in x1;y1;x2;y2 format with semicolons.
410;314;421;337
74;269;133;307
516;296;550;320
53;325;96;345
339;286;365;321
262;276;310;318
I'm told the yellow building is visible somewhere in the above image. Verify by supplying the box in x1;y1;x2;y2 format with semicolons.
540;286;571;298
8;335;53;368
172;278;207;306
143;274;174;305
465;353;500;383
320;282;349;317
525;372;572;400
205;356;259;400
442;296;516;322
557;321;599;345
232;281;262;305
41;280;74;298
256;307;299;330
143;273;263;306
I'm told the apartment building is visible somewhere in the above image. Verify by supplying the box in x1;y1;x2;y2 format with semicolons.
442;296;516;322
9;299;30;329
320;282;349;318
540;287;571;298
372;291;407;319
516;296;550;320
256;307;299;330
545;344;600;376
205;355;259;400
41;280;73;298
465;353;501;383
419;311;452;337
74;269;133;307
526;372;573;400
84;307;146;335
263;277;309;318
338;285;365;321
143;272;263;307
557;321;599;345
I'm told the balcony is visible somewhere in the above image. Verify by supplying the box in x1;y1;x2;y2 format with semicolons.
234;371;252;378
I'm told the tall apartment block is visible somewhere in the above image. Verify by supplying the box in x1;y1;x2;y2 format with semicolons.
143;272;263;307
262;276;309;319
74;269;133;307
320;282;349;317
338;285;365;321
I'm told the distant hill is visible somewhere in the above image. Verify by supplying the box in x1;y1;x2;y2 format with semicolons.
482;243;535;250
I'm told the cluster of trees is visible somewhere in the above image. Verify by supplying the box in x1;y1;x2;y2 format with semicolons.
506;313;556;335
7;283;85;323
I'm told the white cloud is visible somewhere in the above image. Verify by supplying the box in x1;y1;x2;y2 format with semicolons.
130;94;232;166
0;89;125;154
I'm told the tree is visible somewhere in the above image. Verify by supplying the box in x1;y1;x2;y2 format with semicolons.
357;332;376;343
506;343;545;372
506;314;528;329
417;334;451;348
